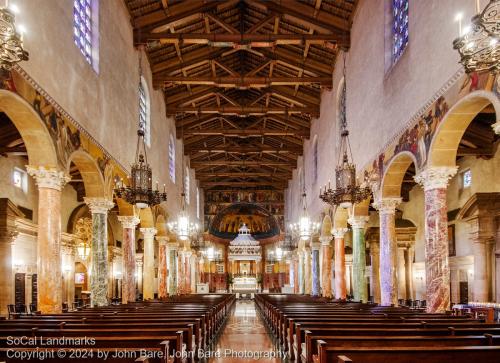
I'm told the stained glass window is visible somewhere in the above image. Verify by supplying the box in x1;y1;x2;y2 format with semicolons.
392;0;409;63
169;134;175;183
139;79;150;146
462;169;472;188
73;0;93;65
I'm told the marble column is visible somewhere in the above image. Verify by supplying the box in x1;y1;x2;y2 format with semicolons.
289;258;295;289
293;255;299;293
311;241;321;296
405;246;415;300
0;230;17;317
140;228;157;300
373;198;401;306
332;229;347;300
118;216;140;304
167;242;178;296
136;259;143;295
304;247;312;295
369;238;381;303
415;166;457;313
85;198;114;307
349;216;369;302
156;236;168;299
61;243;76;305
184;251;192;294
27;166;70;313
298;250;305;294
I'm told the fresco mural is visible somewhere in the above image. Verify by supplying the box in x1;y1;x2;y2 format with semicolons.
208;203;281;240
1;70;127;189
363;71;499;192
204;189;284;233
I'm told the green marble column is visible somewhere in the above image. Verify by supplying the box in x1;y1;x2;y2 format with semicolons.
85;198;114;307
167;242;178;296
349;216;369;302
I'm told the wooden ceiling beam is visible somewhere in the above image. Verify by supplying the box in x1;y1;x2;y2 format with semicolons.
204;12;239;34
197;172;291;179
200;181;287;188
135;32;348;46
152;48;225;75
266;114;310;129
191;160;292;167
184;144;303;153
160;76;332;87
245;13;277;34
175;114;220;128
167;105;319;116
179;128;309;137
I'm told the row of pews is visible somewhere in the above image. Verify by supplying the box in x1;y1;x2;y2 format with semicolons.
256;294;500;363
0;294;235;363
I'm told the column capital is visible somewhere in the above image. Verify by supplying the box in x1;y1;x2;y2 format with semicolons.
370;240;380;252
414;166;458;191
26;165;70;191
118;215;140;229
348;215;370;229
140;228;157;239
156;236;169;245
319;235;333;245
492;122;500;135
372;198;401;214
184;251;192;258
311;241;321;250
84;197;114;214
332;228;349;239
168;242;179;249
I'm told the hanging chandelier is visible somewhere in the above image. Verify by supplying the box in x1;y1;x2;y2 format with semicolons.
453;0;500;74
168;193;199;241
0;3;28;71
191;234;207;253
77;240;90;260
320;53;371;209
290;192;319;241
280;234;296;254
114;128;167;208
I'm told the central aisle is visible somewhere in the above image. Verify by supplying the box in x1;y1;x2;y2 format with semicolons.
209;299;284;362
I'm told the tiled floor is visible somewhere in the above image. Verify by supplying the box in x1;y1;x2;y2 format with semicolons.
208;300;286;362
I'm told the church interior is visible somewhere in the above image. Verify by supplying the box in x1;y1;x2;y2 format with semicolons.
1;0;500;362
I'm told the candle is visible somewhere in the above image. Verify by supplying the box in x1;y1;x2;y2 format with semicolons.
476;0;481;14
456;13;463;37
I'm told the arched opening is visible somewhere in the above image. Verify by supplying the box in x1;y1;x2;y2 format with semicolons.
66;150;105;199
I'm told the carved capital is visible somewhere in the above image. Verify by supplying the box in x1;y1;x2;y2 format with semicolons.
84;197;114;214
348;215;370;229
372;198;401;214
118;215;140;229
414;166;458;191
319;235;333;246
311;241;321;250
26;165;70;191
332;228;349;239
492;122;500;135
167;242;179;250
156;236;169;245
140;228;157;239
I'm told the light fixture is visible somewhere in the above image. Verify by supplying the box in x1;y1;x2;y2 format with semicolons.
275;247;283;261
168;198;199;241
320;52;371;209
453;0;500;74
77;240;90;260
114;128;167;208
0;1;28;71
290;173;320;240
114;49;167;208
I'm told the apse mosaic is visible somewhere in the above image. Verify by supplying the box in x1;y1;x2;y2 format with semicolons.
363;71;499;191
204;190;284;234
208;203;281;240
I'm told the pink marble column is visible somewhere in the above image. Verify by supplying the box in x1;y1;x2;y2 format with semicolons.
293;255;299;293
157;236;168;299
184;251;192;294
415;167;457;313
141;228;157;300
373;199;401;306
332;228;348;300
118;216;140;304
27;166;70;313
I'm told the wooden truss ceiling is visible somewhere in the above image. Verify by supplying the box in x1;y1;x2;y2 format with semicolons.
126;0;358;191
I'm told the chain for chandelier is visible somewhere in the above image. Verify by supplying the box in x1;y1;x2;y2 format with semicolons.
114;47;167;208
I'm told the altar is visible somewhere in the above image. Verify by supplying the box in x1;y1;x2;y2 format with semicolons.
232;276;258;291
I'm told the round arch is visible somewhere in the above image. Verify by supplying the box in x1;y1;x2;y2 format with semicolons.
66;150;105;198
0;90;58;167
381;151;419;199
428;90;500;168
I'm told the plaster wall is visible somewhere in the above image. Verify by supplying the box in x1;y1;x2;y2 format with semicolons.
14;0;201;223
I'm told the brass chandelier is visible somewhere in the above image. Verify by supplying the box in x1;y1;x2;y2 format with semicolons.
453;0;500;74
320;53;371;209
114;128;167;208
0;3;28;71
